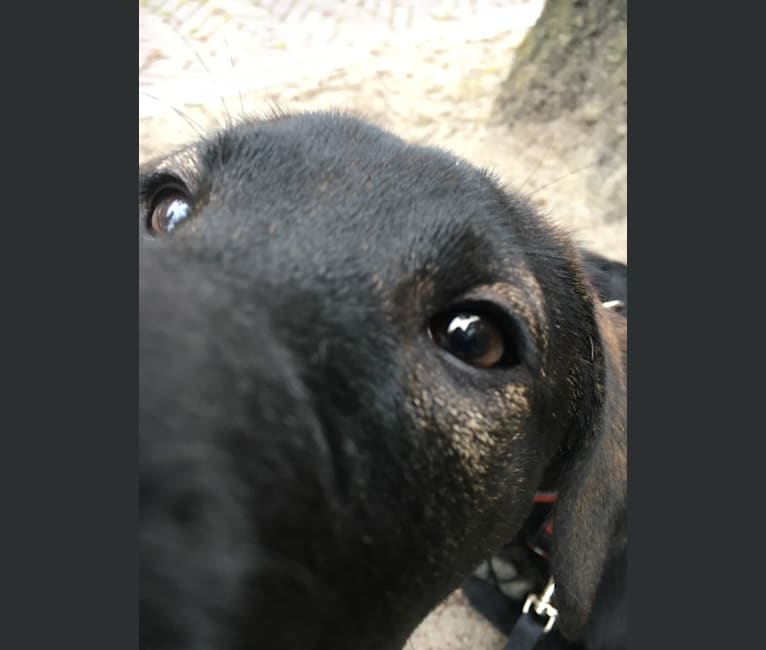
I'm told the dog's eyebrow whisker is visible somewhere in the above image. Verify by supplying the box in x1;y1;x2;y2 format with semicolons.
516;123;611;195
514;125;552;193
525;160;601;198
141;92;207;139
222;33;245;122
517;149;551;194
176;31;233;130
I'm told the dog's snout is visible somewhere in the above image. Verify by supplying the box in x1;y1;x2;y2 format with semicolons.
140;242;350;649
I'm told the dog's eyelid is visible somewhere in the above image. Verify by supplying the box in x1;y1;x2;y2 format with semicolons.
139;171;196;202
141;145;202;187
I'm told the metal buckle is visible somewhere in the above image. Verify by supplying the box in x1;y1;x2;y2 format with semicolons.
522;578;559;634
602;299;625;313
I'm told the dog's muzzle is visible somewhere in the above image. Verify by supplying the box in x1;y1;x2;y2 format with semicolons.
139;244;349;649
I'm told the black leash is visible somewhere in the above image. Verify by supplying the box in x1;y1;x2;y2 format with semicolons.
503;612;548;650
464;492;561;650
502;579;558;650
462;575;559;650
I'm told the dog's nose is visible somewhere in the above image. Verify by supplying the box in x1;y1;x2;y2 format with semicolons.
139;243;345;649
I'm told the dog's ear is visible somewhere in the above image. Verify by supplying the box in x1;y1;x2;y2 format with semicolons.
549;302;627;641
579;250;627;315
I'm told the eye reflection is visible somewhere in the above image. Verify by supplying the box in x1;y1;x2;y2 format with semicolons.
431;310;511;369
149;192;192;234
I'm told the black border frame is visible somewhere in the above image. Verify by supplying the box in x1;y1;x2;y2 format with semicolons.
628;2;754;648
2;1;752;648
2;2;137;648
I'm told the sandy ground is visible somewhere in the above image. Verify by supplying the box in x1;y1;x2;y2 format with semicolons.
139;7;626;648
140;23;626;262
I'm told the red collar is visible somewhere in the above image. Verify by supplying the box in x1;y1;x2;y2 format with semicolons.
533;491;557;504
527;492;558;558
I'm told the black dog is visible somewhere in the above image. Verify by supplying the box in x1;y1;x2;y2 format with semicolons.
139;111;627;650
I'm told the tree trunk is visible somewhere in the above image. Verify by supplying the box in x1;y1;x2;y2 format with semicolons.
494;0;627;225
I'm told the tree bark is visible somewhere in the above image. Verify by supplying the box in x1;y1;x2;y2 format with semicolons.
494;0;627;224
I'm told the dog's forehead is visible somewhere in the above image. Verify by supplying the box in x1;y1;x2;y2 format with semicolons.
143;114;551;326
194;114;500;232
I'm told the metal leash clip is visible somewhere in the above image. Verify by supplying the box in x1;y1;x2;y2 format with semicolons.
602;299;625;313
522;578;559;634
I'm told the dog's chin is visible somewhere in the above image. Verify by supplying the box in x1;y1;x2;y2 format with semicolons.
141;528;423;650
236;564;358;650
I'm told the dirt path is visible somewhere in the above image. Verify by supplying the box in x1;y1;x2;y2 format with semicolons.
140;0;625;261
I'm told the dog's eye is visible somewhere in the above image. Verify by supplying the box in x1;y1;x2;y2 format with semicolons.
147;188;193;234
429;309;520;370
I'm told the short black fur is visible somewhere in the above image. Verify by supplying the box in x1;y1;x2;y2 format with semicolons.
139;112;627;650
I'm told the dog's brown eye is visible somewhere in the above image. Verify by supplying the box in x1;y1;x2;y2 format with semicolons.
430;311;517;369
148;190;192;234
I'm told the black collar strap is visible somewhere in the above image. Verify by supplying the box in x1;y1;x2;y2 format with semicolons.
463;491;561;650
500;492;560;650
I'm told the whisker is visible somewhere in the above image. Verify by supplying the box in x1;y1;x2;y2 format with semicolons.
223;33;245;121
517;150;551;193
518;130;606;193
177;31;233;129
513;125;550;192
515;93;620;194
525;160;601;198
141;91;207;138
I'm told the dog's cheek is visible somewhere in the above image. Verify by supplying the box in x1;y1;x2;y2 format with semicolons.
404;363;544;556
